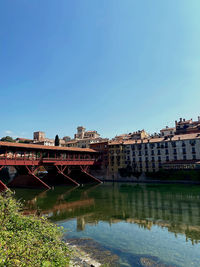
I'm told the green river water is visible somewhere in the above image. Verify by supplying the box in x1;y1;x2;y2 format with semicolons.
14;183;200;266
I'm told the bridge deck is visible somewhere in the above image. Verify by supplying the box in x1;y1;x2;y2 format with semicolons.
0;141;101;190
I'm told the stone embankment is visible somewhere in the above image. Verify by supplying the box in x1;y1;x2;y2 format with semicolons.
65;238;119;267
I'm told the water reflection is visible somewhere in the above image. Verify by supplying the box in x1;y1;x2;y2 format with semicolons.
15;183;200;245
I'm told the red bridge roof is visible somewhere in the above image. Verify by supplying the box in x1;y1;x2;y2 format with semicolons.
0;141;96;153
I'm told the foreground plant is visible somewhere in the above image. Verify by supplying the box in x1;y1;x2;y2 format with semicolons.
0;191;70;267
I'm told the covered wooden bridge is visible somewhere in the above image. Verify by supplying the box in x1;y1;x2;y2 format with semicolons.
0;141;101;191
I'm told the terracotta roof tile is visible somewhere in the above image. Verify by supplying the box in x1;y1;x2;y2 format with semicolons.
108;133;200;146
0;141;96;153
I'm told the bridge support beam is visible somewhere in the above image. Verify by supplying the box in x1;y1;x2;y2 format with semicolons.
0;166;9;191
26;166;51;190
80;166;102;184
56;166;80;186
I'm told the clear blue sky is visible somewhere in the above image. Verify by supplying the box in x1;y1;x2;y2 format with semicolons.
1;0;200;139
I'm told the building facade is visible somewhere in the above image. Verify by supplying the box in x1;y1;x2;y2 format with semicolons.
175;117;200;135
33;131;45;142
74;126;100;140
90;141;109;170
65;126;106;148
108;133;200;178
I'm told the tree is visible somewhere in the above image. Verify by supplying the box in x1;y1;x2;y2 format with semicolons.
1;136;15;142
55;135;60;146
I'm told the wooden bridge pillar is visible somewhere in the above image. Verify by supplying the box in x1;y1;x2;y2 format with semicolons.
25;166;51;190
0;166;9;191
80;166;102;184
56;166;80;186
0;179;8;191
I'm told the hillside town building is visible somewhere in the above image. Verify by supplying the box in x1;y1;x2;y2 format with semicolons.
33;131;55;146
175;117;200;135
113;130;149;141
33;131;45;142
108;132;200;178
74;126;100;140
65;126;108;148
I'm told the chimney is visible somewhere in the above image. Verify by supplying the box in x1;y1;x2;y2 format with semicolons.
183;118;185;122
198;116;200;122
180;118;182;122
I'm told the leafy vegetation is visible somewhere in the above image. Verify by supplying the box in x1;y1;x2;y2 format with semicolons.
55;135;60;146
18;140;32;144
0;136;15;142
0;191;70;267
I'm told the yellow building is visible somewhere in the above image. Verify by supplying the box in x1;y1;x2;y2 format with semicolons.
108;141;126;178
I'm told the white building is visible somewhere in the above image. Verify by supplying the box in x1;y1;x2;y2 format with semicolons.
123;133;200;173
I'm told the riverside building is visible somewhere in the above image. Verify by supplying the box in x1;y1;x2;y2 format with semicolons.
65;126;108;148
108;117;200;178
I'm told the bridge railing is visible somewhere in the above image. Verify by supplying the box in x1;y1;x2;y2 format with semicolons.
0;156;97;164
42;158;95;161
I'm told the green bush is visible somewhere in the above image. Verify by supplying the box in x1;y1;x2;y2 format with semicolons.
0;191;70;267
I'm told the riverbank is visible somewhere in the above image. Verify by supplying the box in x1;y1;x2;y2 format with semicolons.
65;238;119;267
67;242;101;267
0;191;70;266
0;190;117;267
66;237;178;267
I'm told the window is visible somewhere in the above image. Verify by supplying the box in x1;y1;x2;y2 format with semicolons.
173;149;177;155
166;156;169;162
157;150;161;155
183;148;186;154
190;140;196;146
192;147;196;154
138;145;142;150
165;149;169;155
151;150;154;155
172;142;176;148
